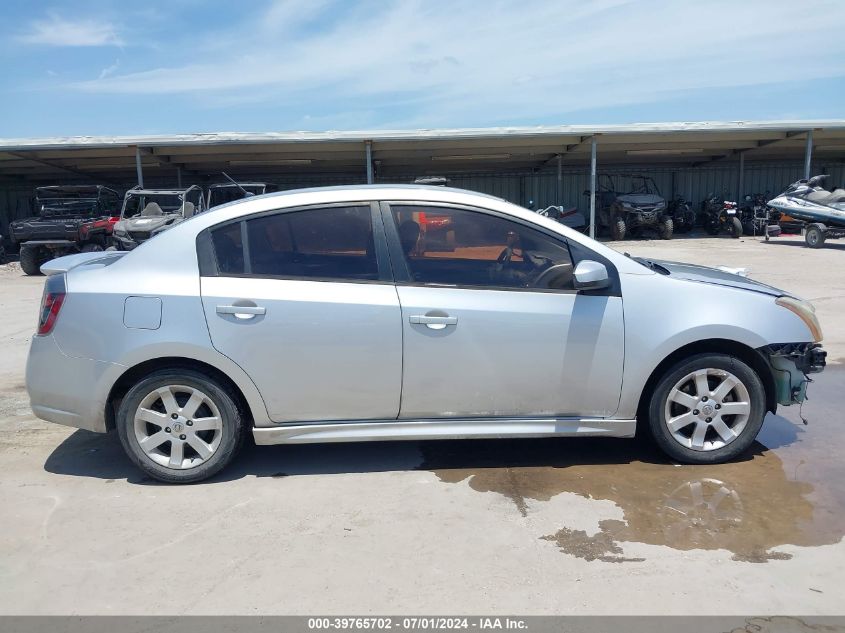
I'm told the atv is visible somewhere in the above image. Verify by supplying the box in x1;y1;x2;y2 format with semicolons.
7;185;122;275
591;174;672;240
701;193;743;238
111;185;205;250
667;194;696;233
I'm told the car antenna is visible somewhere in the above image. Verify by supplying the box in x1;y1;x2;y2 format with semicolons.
222;171;255;198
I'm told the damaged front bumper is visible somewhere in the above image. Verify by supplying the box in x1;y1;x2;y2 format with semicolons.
761;343;826;405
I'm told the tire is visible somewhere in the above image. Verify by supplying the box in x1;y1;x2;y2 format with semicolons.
610;217;626;241
646;353;766;464
658;216;673;240
805;224;826;249
116;369;245;483
730;217;743;238
19;245;44;276
81;243;104;253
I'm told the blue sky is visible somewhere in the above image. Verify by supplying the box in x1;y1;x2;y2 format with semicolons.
1;0;844;138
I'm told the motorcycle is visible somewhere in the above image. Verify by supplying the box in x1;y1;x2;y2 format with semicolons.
701;193;742;238
738;193;777;236
767;174;845;248
667;194;696;233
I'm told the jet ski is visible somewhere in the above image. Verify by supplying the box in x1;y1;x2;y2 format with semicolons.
768;175;845;248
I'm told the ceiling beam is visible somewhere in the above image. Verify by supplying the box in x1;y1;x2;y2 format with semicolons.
138;147;202;177
538;134;596;167
5;151;122;185
690;131;808;167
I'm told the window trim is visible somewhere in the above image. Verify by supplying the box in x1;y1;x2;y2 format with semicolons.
197;201;393;284
379;200;620;297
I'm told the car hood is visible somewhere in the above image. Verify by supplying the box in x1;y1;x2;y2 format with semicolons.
618;193;665;206
649;259;788;297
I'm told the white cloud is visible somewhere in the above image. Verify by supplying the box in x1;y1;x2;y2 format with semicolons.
20;13;123;47
69;0;845;126
98;59;120;80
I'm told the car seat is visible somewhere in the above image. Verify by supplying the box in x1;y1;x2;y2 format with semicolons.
141;202;163;216
398;220;420;255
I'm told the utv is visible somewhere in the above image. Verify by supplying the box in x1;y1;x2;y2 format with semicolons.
591;174;672;240
8;185;122;275
207;181;278;209
112;185;205;250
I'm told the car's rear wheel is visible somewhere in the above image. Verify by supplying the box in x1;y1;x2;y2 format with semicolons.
116;369;245;483
647;353;766;464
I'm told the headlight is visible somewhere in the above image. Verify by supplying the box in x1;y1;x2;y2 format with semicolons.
113;228;127;237
776;296;823;342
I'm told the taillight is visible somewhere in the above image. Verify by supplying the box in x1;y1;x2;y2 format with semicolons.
37;274;66;336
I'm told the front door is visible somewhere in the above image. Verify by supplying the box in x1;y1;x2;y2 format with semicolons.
383;202;625;419
200;203;402;423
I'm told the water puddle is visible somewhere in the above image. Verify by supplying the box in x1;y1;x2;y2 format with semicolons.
421;407;845;563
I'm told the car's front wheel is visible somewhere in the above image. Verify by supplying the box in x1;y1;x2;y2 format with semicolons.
647;353;766;464
116;369;245;483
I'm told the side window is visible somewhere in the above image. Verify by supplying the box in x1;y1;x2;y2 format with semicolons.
391;205;574;290
211;222;244;275
209;205;378;281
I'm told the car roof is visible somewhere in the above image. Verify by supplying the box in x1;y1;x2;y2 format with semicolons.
256;183;504;202
208;182;268;189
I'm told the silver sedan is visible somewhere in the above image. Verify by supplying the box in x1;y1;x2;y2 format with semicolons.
26;185;826;482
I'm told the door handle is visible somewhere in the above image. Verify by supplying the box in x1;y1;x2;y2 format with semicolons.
216;304;266;319
409;314;458;329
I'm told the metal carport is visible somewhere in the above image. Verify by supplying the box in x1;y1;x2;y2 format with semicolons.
2;120;845;236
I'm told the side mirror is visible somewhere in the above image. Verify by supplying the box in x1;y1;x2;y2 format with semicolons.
573;260;610;291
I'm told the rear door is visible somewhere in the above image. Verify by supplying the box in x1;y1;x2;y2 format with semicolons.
199;203;403;423
382;202;625;419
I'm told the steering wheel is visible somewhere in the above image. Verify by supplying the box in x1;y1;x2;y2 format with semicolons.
531;262;573;289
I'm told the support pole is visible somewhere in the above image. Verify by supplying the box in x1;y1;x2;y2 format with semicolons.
556;153;562;207
135;146;144;188
589;137;597;239
176;166;182;188
804;130;813;179
365;141;374;184
738;151;745;201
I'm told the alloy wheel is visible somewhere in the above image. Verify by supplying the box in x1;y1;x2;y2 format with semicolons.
663;368;751;451
133;384;223;469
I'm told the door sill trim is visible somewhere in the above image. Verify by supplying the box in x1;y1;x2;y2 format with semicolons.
252;417;636;445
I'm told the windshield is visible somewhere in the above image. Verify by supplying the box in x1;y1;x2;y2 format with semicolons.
625;176;659;195
37;197;99;217
121;193;184;218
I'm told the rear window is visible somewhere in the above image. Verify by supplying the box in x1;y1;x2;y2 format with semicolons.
208;205;378;281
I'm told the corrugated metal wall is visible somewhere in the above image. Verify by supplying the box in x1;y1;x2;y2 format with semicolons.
2;161;843;236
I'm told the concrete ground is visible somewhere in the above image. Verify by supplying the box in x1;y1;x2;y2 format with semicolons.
0;232;843;615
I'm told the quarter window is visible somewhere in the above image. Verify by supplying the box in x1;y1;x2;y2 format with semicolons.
209;205;378;281
391;205;574;290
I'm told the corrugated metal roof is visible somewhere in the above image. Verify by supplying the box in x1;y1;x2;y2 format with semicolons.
2;119;845;150
1;120;843;184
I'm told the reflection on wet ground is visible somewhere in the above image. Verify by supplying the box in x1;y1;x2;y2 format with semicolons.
421;389;845;563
